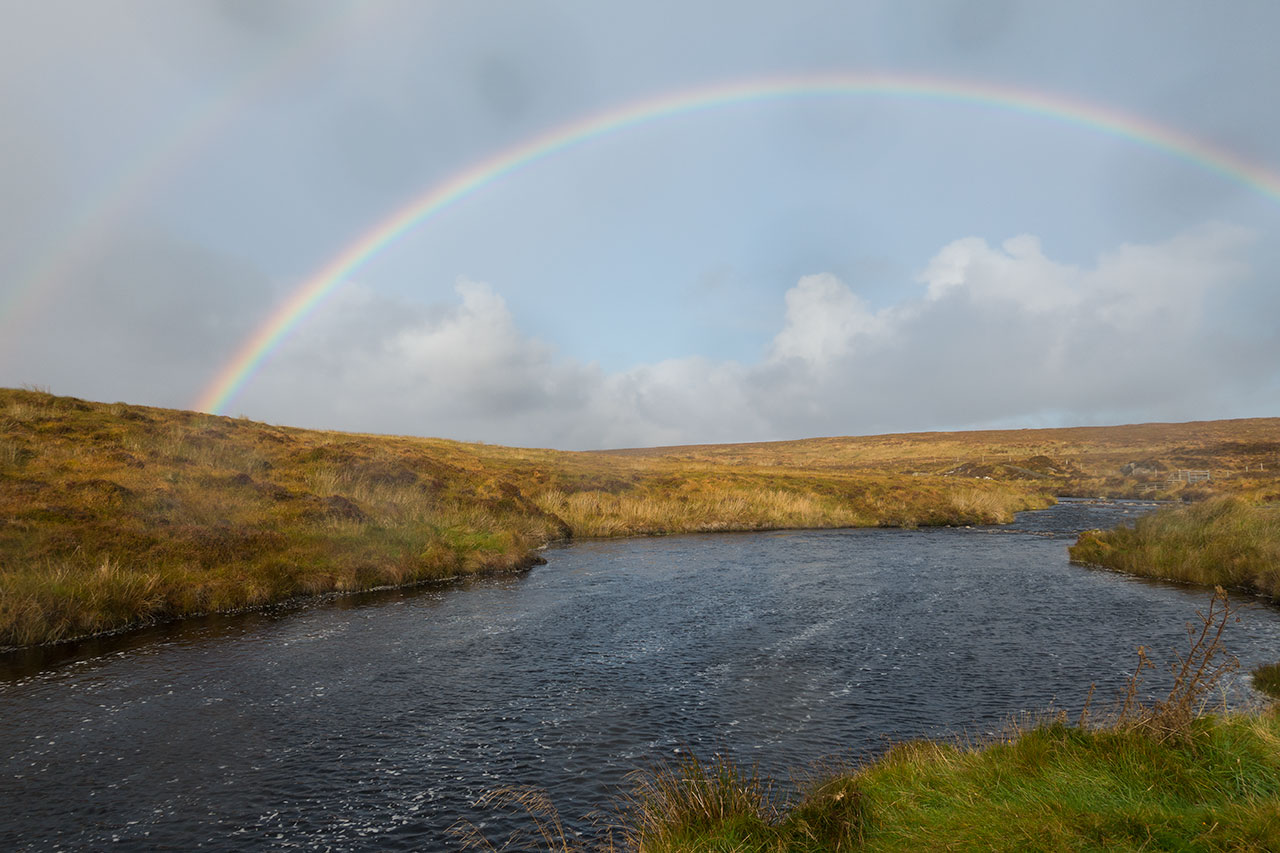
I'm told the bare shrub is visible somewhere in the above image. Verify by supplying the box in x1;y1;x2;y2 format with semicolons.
1116;586;1240;740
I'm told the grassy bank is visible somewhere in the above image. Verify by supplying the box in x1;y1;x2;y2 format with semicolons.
602;713;1280;852
0;388;1052;648
463;591;1280;852
1069;497;1280;703
1069;497;1280;597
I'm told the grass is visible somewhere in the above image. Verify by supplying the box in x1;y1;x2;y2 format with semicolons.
459;590;1280;852
613;715;1280;853
1253;664;1280;700
4;386;1280;648
0;388;1064;648
1069;497;1280;597
0;389;564;646
613;590;1272;852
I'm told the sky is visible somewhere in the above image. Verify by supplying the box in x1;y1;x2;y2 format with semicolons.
1;0;1278;449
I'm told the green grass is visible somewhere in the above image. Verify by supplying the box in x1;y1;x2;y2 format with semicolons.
456;588;1279;852
461;714;1280;852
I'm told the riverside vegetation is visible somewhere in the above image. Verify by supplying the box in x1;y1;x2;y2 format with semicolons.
1070;494;1280;703
1070;497;1280;600
457;588;1280;851
3;386;1280;648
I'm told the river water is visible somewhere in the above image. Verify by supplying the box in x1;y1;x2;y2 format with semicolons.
3;499;1279;850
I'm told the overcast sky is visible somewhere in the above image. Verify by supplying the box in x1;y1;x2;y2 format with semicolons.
1;1;1278;449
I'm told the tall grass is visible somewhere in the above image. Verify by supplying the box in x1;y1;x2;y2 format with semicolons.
534;480;1048;539
0;389;561;647
1069;497;1280;596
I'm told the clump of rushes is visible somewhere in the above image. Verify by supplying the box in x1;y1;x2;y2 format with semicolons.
618;754;783;851
1069;496;1280;596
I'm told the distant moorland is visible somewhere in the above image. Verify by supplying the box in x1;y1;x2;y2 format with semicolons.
2;386;1278;648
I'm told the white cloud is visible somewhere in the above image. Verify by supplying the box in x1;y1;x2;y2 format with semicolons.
230;221;1272;448
921;234;1079;312
9;220;1267;449
769;273;881;365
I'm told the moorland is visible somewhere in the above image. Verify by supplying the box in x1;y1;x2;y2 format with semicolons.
2;386;1279;649
7;386;1280;850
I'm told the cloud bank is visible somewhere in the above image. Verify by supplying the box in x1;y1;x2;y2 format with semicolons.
225;221;1271;448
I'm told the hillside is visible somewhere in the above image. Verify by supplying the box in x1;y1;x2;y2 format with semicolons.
2;387;1278;648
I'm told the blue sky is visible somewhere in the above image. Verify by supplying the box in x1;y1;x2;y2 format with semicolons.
1;1;1278;448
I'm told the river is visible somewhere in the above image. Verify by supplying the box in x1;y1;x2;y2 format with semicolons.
3;499;1278;850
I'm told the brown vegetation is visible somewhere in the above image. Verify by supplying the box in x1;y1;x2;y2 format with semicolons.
4;386;1279;648
1069;497;1280;597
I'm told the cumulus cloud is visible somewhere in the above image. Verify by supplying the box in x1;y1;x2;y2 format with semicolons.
228;222;1273;448
769;273;881;365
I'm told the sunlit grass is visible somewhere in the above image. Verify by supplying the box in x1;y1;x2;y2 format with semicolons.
1069;497;1280;596
3;386;1278;648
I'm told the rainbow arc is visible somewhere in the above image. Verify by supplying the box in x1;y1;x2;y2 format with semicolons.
193;72;1280;415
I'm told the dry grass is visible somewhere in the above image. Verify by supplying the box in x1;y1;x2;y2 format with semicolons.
1111;586;1241;739
1252;663;1280;700
451;787;610;853
4;386;1278;648
0;389;563;647
1069;497;1280;597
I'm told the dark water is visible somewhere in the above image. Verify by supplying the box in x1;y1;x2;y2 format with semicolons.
3;499;1279;850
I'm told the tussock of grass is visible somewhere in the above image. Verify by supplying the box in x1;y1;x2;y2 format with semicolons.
1069;497;1280;597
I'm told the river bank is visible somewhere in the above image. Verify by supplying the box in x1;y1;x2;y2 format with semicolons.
464;587;1280;852
1070;496;1280;598
2;388;1056;649
602;710;1280;852
5;386;1279;650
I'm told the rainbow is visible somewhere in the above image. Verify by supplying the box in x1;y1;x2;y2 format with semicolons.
194;71;1280;414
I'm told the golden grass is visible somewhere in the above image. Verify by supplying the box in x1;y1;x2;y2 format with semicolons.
4;386;1279;648
1069;497;1280;597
